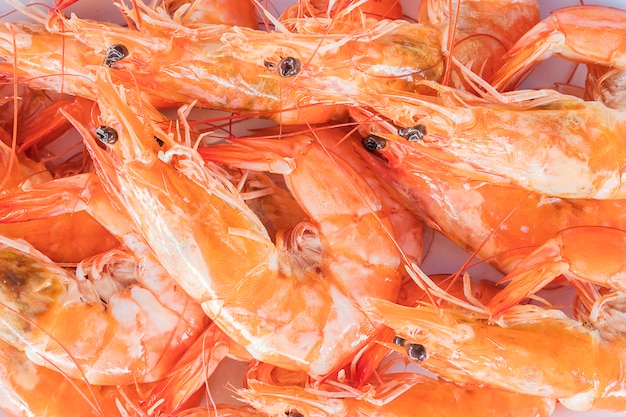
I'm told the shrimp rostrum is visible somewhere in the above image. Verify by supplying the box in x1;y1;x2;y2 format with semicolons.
68;68;404;378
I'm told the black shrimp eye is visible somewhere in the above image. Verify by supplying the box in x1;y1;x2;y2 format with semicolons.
95;126;118;144
104;44;129;67
154;135;164;147
361;134;387;151
393;335;406;347
398;124;427;142
405;343;427;362
278;56;301;77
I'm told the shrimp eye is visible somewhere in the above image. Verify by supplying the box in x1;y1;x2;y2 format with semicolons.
393;335;406;346
405;343;427;362
361;135;387;151
398;124;427;142
104;44;129;67
278;57;301;77
285;411;304;417
95;126;119;144
154;135;164;147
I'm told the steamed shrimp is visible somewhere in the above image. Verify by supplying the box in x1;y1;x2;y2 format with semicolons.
0;0;537;125
367;299;626;412
68;68;404;378
0;235;208;385
351;116;626;273
0;0;444;124
0;173;126;263
354;80;626;199
491;5;626;93
486;226;626;317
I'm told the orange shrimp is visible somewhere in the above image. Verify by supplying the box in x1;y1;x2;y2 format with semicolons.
367;298;626;412
230;124;424;264
354;80;626;199
0;235;209;385
0;173;124;263
0;1;444;124
236;361;556;417
67;68;404;378
142;323;251;415
351;113;626;273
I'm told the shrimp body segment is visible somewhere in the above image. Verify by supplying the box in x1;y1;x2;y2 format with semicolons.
71;69;401;377
353;120;626;273
418;0;540;88
238;361;556;417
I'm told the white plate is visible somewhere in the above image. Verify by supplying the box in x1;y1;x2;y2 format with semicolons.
0;0;622;416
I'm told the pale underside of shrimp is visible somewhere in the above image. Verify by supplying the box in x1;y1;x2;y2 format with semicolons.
236;360;555;417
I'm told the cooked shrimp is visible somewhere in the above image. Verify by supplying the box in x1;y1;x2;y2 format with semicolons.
69;68;404;378
356;80;626;199
142;323;251;415
198;131;404;311
237;361;556;417
0;235;208;385
367;299;626;412
353;117;626;273
235;124;424;263
0;173;126;262
0;0;444;124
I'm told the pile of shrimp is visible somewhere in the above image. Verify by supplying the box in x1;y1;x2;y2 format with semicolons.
1;0;626;415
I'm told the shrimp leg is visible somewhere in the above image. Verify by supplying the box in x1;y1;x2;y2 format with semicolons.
487;226;626;317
